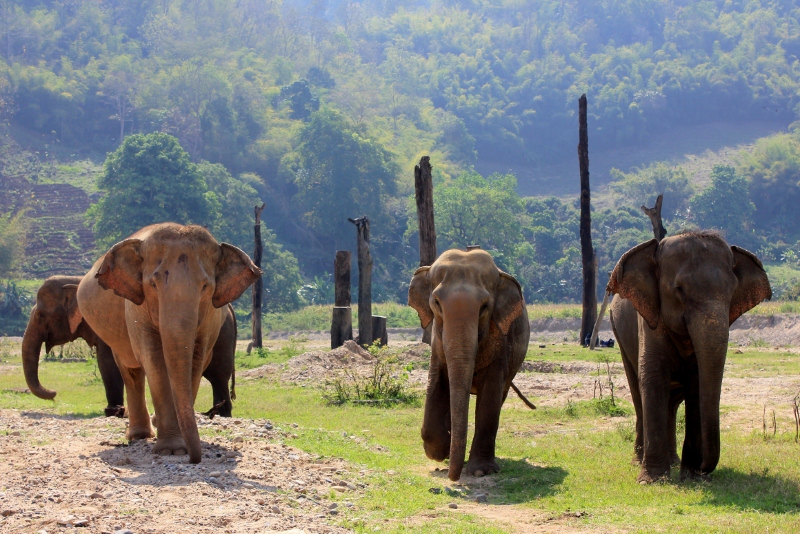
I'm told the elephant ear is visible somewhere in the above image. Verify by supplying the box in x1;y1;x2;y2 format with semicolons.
63;284;83;334
213;243;262;308
492;271;525;335
408;266;433;329
730;246;772;325
96;239;145;305
607;239;660;330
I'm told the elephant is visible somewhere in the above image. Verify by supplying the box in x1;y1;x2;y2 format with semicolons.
21;276;240;418
76;223;260;463
608;232;771;483
408;248;531;481
22;275;125;416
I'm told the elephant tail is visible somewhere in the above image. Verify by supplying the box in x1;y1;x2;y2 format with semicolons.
511;382;536;410
230;365;236;401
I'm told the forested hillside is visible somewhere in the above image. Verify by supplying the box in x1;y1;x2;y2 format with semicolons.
3;0;800;310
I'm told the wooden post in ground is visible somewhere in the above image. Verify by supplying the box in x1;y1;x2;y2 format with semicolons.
641;194;667;241
249;203;266;354
372;316;388;347
414;156;436;344
348;216;373;347
578;94;597;346
331;251;353;349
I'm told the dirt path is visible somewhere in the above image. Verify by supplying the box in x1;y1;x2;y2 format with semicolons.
0;411;358;534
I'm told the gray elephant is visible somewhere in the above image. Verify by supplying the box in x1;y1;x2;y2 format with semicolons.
608;232;771;483
23;275;239;418
408;248;531;481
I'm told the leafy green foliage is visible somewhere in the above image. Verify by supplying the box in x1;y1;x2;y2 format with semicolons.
609;163;694;220
690;165;756;242
88;133;216;248
0;212;26;279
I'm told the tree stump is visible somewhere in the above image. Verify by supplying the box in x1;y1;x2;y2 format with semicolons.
372;316;388;347
248;203;266;354
414;156;437;344
578;94;597;346
331;250;353;349
348;216;373;347
641;194;667;241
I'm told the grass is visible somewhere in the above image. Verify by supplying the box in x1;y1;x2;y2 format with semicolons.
3;338;800;532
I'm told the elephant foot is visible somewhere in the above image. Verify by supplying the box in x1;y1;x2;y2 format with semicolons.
465;457;499;477
104;405;126;418
679;467;711;482
423;440;450;463
637;466;670;484
126;425;154;441
153;435;188;457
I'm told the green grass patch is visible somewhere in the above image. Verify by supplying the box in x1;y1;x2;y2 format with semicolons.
4;341;800;531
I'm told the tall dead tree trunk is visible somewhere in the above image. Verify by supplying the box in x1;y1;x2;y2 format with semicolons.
578;94;597;346
414;156;436;344
331;251;353;349
249;203;266;354
641;194;667;241
348;216;373;347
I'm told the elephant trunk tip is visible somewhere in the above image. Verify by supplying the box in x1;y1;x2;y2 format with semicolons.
189;449;201;464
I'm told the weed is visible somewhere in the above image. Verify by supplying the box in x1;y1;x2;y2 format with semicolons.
593;396;627;417
321;342;420;407
615;420;635;442
564;399;578;418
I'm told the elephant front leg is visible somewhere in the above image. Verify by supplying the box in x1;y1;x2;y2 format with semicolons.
137;342;188;456
639;352;673;483
421;355;451;462
465;360;506;477
679;366;705;481
116;352;153;441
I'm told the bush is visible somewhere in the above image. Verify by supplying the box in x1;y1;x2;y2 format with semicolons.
321;342;420;407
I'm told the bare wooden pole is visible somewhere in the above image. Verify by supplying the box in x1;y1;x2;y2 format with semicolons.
249;203;266;353
372;315;387;347
641;194;667;241
414;156;436;344
578;94;597;346
331;250;353;349
348;216;373;347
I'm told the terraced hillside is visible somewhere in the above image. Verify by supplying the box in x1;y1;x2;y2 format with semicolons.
0;129;103;279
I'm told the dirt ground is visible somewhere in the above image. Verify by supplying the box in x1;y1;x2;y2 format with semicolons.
3;317;800;534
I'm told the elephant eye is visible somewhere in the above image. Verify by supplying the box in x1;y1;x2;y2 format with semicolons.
480;303;489;315
675;287;685;301
202;284;208;291
432;298;441;312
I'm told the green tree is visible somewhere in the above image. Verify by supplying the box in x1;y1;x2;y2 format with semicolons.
609;163;694;219
738;134;800;240
294;109;398;251
88;133;216;249
690;165;755;240
0;211;26;278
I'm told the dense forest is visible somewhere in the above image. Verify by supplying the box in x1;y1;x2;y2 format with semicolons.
3;0;800;317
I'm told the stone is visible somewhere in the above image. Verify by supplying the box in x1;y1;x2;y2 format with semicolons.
224;451;237;458
256;498;265;505
57;517;75;526
264;423;273;430
72;519;90;527
90;492;104;499
209;471;222;477
429;488;441;495
1;510;15;517
448;503;458;509
270;505;281;514
242;483;254;489
332;486;346;492
114;530;134;534
475;493;488;503
9;431;20;436
232;436;244;443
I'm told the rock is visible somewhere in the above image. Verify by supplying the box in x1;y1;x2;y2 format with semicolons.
37;530;48;534
276;530;305;534
475;493;488;503
9;431;20;436
428;488;441;495
256;498;265;505
73;519;90;527
90;492;104;499
242;483;254;489
232;436;244;443
264;423;273;430
291;423;298;428
332;486;347;492
329;503;339;510
448;503;458;509
270;505;281;514
1;510;15;517
114;530;134;534
474;470;485;477
224;451;237;458
209;471;222;478
57;517;75;526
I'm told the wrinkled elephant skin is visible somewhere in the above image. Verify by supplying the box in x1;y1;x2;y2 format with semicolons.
608;232;771;483
77;224;260;463
408;248;530;481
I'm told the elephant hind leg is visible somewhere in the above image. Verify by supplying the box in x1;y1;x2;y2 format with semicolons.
465;359;507;477
618;339;644;465
96;341;125;416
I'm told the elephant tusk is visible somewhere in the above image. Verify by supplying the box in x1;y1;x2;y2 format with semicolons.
511;382;536;410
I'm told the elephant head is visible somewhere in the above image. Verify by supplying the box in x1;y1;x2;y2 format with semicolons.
608;232;771;476
22;276;87;400
94;224;260;463
408;249;525;481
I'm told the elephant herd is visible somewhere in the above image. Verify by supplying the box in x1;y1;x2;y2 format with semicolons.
20;223;772;485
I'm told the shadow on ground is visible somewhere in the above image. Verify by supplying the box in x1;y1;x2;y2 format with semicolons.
697;466;800;513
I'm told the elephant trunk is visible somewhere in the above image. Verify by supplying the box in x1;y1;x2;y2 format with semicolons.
688;306;730;475
443;322;478;481
21;310;56;400
160;305;202;464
